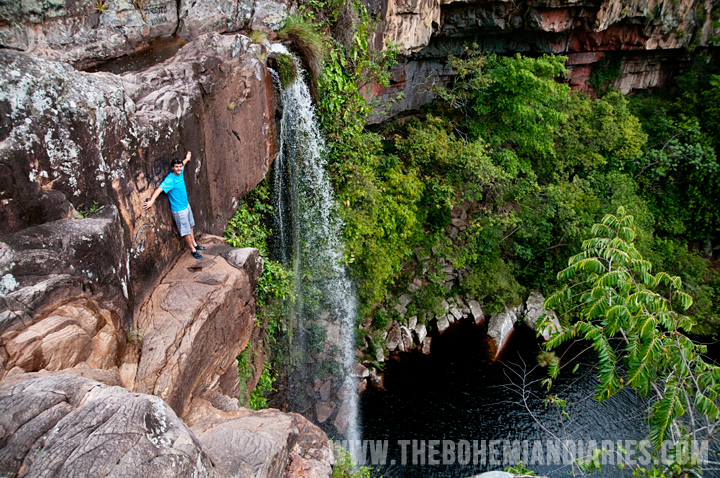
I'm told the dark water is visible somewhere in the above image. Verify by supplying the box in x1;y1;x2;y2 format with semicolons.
359;322;651;477
84;36;187;75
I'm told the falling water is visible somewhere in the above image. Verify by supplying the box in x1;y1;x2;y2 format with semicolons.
270;45;360;445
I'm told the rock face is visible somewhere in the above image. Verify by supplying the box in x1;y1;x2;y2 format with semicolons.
131;238;261;417
0;32;277;324
187;400;333;478
364;0;720;121
486;307;519;361
524;291;562;341
0;0;292;67
0;375;333;478
0;376;219;477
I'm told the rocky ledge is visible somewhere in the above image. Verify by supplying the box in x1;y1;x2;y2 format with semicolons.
0;375;332;478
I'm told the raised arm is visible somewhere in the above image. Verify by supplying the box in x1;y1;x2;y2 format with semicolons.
182;151;192;165
142;186;164;210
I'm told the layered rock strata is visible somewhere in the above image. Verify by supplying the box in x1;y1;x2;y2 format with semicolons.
130;239;262;417
364;0;720;121
0;0;289;67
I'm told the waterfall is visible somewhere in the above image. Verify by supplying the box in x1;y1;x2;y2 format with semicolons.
270;45;360;445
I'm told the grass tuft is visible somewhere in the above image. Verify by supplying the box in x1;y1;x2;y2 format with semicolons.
248;30;268;44
274;53;298;89
277;16;327;99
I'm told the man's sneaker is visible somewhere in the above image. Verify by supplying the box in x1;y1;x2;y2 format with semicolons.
192;251;203;259
195;244;207;251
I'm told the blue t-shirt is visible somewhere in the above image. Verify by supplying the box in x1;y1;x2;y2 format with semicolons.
159;167;189;211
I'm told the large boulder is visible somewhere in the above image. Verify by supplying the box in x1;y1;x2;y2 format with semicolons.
130;237;261;417
0;376;219;477
0;32;277;323
0;376;334;478
185;399;334;478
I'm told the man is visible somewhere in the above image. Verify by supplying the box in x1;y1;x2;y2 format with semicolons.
143;151;206;259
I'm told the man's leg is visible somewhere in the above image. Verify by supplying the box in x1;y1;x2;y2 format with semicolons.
184;234;196;253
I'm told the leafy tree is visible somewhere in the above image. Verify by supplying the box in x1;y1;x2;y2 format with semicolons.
436;50;570;168
544;206;720;473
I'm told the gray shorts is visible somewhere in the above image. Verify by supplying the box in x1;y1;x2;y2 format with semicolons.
171;205;195;237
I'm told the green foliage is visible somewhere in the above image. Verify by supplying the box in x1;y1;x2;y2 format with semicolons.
544;206;720;459
274;54;298;89
436;50;570;161
277;16;328;97
332;446;375;478
588;54;623;91
505;461;537;476
250;363;276;409
76;200;100;218
224;183;293;408
248;30;268;44
237;347;277;410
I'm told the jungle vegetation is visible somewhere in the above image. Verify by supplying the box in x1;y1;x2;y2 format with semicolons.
227;1;720;471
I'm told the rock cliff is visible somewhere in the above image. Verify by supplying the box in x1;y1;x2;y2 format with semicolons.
0;24;335;477
364;0;720;120
0;31;276;321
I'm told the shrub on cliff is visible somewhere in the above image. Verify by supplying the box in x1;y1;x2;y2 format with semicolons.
543;206;720;475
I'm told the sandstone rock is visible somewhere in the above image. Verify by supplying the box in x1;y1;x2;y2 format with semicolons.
315;401;336;423
408;315;417;330
468;299;485;325
400;326;413;351
487;308;518;361
0;376;219;477
333;398;353;436
1;297;125;380
250;0;288;32
437;315;450;334
133;245;258;417
0;0;177;65
386;326;402;352
351;362;370;378
375;342;385;363
422;336;432;354
179;0;252;40
358;379;368;394
0;33;277;321
285;415;334;478
0;367;121;392
319;379;332;402
408;277;423;292
191;405;299;478
415;323;427;343
369;368;385;390
449;305;463;322
524;291;562;341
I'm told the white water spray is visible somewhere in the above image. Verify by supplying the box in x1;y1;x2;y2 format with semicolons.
270;45;359;445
